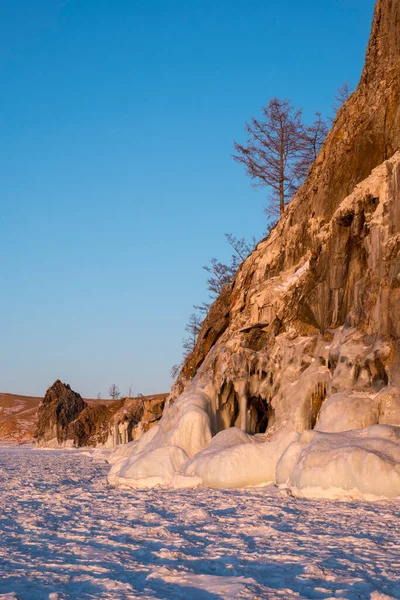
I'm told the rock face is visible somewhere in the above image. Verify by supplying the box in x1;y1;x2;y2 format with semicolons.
183;0;400;383
35;380;87;447
67;402;123;447
108;0;400;498
104;394;167;447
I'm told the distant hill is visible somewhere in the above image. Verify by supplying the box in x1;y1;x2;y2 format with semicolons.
0;392;123;444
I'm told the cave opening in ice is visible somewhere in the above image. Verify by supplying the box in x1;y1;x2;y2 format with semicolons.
212;379;272;435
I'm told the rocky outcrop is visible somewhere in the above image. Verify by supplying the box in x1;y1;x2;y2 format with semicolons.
35;380;87;446
107;0;400;495
182;153;400;438
173;0;400;407
35;380;167;448
175;0;400;389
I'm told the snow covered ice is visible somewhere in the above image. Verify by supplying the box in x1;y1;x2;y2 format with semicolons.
107;377;400;499
1;446;400;599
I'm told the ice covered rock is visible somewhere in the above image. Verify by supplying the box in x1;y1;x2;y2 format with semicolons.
276;425;400;500
376;387;400;426
315;387;400;433
104;394;167;448
315;391;379;433
107;390;213;487
108;445;189;488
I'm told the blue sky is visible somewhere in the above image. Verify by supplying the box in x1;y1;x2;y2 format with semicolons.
1;0;376;398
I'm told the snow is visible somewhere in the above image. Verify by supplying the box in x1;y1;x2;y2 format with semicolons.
276;425;400;500
1;445;400;599
275;260;310;292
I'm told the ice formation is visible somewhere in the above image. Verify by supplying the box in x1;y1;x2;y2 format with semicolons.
181;428;299;489
276;426;400;500
108;151;400;500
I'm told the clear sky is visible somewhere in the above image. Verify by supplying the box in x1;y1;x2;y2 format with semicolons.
1;0;376;398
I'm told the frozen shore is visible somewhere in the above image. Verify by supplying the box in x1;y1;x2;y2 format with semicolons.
0;445;399;599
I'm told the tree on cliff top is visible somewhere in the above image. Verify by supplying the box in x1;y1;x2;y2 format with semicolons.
233;99;329;218
233;98;305;217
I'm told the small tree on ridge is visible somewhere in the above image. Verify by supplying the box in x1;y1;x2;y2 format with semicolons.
109;383;120;400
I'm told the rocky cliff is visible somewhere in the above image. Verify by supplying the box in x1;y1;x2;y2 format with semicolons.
180;0;400;388
108;0;400;499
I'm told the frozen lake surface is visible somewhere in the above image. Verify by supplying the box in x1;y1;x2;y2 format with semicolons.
0;446;399;599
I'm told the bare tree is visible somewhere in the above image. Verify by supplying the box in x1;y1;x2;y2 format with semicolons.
96;392;102;400
203;257;238;299
183;313;203;357
233;98;305;216
202;234;256;299
128;383;132;398
299;112;329;176
224;233;257;261
193;300;211;315
171;235;256;380
108;383;120;400
333;82;352;116
170;362;183;380
170;313;203;380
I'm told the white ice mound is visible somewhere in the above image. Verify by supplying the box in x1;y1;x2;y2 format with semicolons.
108;444;189;489
315;391;379;432
108;390;213;488
276;425;400;500
181;428;299;489
314;387;400;434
